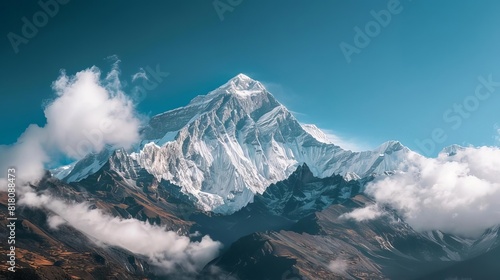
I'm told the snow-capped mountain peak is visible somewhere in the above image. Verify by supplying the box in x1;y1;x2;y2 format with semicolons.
200;73;267;100
221;73;266;94
56;74;413;214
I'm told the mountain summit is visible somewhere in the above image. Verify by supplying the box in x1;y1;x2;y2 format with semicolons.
219;73;266;94
57;74;411;213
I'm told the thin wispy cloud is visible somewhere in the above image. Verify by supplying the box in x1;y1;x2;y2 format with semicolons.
340;204;384;222
260;80;301;112
300;123;371;152
132;67;149;82
288;109;308;117
322;129;372;152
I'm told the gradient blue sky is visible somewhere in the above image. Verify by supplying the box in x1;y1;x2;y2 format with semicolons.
1;0;500;156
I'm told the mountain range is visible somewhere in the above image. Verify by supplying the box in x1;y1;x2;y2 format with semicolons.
54;74;411;214
1;74;499;279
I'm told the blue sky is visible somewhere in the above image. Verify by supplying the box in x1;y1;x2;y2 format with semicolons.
1;0;500;156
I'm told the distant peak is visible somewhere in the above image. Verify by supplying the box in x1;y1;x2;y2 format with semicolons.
441;144;465;156
376;140;406;153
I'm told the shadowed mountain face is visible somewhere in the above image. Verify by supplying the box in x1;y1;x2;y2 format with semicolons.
253;163;362;220
190;163;361;246
205;194;500;280
418;244;500;280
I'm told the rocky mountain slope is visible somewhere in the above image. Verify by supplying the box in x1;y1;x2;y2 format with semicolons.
206;194;500;279
0;172;190;279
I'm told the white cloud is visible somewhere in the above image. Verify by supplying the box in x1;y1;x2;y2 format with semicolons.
0;179;6;192
340;204;384;222
327;259;348;275
48;64;141;158
47;215;66;229
0;63;142;183
20;192;221;273
365;146;500;238
0;125;49;182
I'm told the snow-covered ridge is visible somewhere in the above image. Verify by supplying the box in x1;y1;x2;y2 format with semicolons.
55;74;414;214
51;163;76;180
301;124;332;144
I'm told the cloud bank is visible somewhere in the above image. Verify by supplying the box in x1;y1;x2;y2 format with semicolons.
20;192;221;273
0;62;141;182
363;146;500;238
